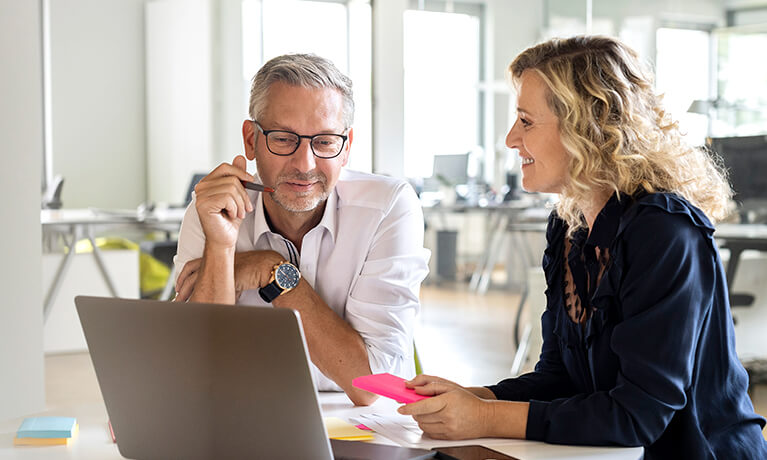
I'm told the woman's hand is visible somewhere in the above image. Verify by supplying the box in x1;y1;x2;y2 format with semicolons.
398;378;493;440
404;374;465;394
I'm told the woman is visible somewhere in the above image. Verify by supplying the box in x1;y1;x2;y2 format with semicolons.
399;36;767;459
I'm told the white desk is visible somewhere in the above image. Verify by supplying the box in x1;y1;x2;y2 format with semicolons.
422;201;549;293
0;392;642;460
714;223;767;307
41;208;186;319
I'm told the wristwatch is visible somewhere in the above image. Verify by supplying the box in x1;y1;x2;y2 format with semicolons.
259;261;301;303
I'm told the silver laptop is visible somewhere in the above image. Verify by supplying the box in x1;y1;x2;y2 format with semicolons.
75;295;333;460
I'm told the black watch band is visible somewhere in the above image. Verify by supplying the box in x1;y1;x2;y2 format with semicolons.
259;281;283;303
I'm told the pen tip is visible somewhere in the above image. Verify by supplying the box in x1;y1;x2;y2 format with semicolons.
264;187;274;193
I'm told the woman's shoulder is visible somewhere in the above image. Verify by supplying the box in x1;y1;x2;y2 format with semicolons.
618;192;715;247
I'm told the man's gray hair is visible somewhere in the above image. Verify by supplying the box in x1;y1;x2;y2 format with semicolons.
248;53;354;129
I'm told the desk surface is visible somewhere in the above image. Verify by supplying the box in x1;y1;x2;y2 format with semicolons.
41;208;186;227
715;223;767;241
0;393;642;460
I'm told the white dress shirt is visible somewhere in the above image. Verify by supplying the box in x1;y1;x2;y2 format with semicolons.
174;169;430;391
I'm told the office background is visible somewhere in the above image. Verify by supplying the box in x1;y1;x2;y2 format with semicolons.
2;0;766;431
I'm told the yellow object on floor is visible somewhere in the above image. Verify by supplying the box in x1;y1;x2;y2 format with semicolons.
73;237;170;296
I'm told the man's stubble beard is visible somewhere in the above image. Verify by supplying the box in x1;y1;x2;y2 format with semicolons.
257;164;329;213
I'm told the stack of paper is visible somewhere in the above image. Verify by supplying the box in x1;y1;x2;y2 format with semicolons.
324;417;375;441
13;416;78;446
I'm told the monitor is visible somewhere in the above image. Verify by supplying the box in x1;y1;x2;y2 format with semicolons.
708;135;767;204
431;153;469;186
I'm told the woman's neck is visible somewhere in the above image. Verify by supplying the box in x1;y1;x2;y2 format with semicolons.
580;190;612;235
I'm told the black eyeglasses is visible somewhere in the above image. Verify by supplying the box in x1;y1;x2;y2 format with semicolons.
254;121;348;159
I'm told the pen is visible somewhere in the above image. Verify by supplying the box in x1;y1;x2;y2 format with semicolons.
240;181;275;193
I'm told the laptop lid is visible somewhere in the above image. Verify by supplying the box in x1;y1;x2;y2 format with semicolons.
75;295;333;460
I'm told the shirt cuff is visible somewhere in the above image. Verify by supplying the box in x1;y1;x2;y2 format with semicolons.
526;399;550;441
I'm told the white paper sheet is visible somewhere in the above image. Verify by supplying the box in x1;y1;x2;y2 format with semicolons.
350;413;525;449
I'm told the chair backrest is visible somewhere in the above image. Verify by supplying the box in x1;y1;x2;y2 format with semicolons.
184;173;208;206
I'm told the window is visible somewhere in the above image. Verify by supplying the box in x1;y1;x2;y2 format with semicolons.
242;0;372;172
402;2;483;179
715;26;767;137
655;27;711;145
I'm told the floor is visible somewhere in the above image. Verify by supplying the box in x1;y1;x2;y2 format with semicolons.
45;283;767;441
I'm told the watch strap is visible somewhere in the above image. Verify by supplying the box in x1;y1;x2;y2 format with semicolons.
259;280;283;303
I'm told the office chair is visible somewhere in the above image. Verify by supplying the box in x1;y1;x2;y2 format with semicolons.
140;173;206;299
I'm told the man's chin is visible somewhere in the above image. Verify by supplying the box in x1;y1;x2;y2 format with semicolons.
272;192;326;213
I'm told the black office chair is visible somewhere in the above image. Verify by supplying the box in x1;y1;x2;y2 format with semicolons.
139;173;206;298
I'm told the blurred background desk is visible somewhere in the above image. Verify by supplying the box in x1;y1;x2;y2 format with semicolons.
422;200;549;294
715;223;767;307
41;208;185;321
714;223;767;386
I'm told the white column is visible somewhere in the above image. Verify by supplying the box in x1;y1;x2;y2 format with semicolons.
372;0;407;178
0;0;46;420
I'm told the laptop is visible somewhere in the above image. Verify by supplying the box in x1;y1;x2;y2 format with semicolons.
75;295;334;460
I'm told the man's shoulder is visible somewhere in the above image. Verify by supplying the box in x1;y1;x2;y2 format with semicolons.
335;169;415;212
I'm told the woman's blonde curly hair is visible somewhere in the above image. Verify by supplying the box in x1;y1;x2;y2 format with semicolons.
509;35;732;234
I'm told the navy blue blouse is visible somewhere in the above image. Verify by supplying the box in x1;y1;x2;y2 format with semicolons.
487;192;767;459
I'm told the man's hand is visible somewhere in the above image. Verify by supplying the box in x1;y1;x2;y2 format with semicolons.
174;250;284;302
397;377;493;440
193;155;255;249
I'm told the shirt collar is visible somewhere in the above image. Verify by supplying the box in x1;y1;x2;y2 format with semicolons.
252;192;272;243
251;188;339;243
317;187;338;241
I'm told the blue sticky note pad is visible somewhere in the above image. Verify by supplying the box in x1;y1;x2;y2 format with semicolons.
17;417;77;438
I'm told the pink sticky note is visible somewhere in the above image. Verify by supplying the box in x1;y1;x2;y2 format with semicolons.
352;373;432;404
355;424;372;431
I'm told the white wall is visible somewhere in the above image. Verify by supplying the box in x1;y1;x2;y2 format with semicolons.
48;0;147;209
0;0;46;420
145;0;215;204
487;0;545;185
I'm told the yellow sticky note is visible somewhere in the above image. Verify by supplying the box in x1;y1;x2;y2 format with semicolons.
323;417;375;441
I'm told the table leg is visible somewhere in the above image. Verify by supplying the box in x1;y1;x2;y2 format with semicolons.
87;227;119;298
43;230;76;322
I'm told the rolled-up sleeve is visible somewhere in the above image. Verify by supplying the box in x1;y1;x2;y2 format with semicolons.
345;185;430;379
173;196;206;284
525;211;715;446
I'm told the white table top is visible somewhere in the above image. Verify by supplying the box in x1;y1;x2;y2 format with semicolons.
715;223;767;241
41;208;187;227
0;392;642;460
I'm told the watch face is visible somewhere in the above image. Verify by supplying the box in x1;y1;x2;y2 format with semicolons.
275;263;300;290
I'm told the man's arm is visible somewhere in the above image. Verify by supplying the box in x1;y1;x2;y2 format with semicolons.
188;243;236;304
177;248;379;404
273;280;377;405
239;183;427;405
175;156;254;304
343;183;430;386
177;181;429;404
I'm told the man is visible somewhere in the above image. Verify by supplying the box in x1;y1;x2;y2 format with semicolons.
173;54;430;405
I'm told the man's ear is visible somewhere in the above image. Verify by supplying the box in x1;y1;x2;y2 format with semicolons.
340;127;353;167
242;120;257;161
